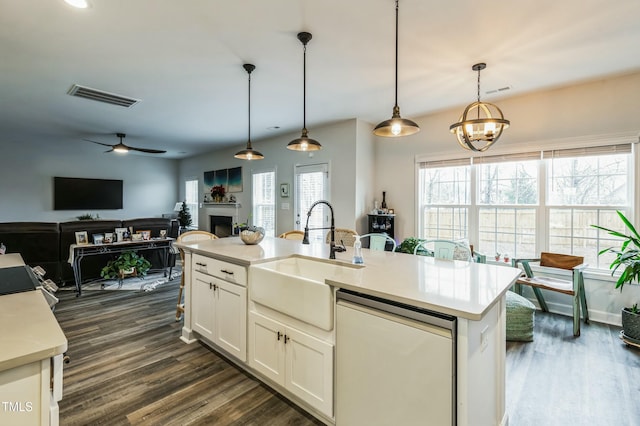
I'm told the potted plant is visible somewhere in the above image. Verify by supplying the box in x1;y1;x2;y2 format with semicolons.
177;201;192;231
210;185;226;203
395;237;428;255
592;210;640;341
101;251;151;280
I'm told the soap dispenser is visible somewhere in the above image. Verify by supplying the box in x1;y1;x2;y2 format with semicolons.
352;235;364;265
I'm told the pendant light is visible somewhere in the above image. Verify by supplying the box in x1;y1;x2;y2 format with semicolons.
373;0;420;138
287;32;321;151
234;63;264;160
449;63;510;152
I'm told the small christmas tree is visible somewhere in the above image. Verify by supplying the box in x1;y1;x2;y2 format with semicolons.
177;201;192;228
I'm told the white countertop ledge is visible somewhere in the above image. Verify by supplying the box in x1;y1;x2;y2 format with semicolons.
176;237;522;320
0;254;68;372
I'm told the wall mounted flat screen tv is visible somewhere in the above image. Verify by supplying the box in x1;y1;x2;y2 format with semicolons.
54;177;123;210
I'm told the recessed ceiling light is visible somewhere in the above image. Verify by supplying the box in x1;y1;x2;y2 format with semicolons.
64;0;89;9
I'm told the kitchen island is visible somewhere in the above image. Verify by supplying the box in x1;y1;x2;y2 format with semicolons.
176;236;521;425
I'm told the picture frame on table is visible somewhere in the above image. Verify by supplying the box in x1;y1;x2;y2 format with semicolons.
131;233;143;241
92;234;104;245
159;229;167;239
140;230;151;241
75;231;88;245
103;232;113;243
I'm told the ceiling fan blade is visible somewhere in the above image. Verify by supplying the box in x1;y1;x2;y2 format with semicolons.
129;146;167;154
83;138;113;148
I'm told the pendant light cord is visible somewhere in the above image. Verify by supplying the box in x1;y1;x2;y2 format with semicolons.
303;41;307;130
394;0;399;108
247;70;252;146
477;67;481;120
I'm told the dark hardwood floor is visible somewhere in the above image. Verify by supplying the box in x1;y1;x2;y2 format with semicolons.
55;280;640;425
54;281;323;426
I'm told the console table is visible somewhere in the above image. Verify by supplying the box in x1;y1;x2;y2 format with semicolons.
68;238;174;296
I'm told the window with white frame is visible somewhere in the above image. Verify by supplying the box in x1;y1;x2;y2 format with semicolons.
418;159;470;241
295;163;329;242
545;145;631;269
252;169;276;237
476;152;540;259
417;143;633;270
185;178;199;229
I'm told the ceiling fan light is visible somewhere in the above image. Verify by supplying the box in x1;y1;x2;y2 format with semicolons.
113;145;129;153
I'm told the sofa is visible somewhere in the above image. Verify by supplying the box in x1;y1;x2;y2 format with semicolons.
0;222;61;281
0;218;179;286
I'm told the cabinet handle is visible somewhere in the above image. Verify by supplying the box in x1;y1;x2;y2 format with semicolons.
277;331;282;341
196;262;207;267
209;282;218;290
220;269;234;275
284;334;290;344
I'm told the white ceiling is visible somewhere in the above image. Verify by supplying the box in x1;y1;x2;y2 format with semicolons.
2;0;639;158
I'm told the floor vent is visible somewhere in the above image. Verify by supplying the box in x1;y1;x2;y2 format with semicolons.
67;84;140;107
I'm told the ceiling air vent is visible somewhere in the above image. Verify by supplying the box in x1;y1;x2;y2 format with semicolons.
67;84;140;107
485;85;512;95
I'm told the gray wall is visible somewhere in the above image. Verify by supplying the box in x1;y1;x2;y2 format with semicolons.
0;137;179;222
177;118;376;236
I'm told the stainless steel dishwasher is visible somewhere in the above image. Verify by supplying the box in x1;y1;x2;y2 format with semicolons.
336;289;457;425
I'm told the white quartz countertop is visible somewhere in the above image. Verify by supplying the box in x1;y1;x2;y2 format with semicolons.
0;254;68;372
176;237;521;320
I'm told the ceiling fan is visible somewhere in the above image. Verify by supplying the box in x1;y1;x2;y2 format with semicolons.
84;133;166;154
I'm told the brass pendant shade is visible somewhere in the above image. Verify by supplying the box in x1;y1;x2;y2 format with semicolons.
234;63;264;160
287;31;322;151
373;0;420;138
449;63;510;152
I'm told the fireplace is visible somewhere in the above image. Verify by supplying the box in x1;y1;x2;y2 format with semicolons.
210;215;233;238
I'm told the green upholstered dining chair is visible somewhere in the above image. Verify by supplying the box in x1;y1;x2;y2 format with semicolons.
359;233;397;252
413;239;474;261
512;252;588;337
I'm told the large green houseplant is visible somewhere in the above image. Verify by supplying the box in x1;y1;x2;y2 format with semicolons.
101;251;151;280
592;210;640;340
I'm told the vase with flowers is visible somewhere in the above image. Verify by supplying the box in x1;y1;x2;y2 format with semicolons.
211;185;226;203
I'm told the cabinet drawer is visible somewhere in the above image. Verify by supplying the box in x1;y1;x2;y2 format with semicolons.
193;254;247;286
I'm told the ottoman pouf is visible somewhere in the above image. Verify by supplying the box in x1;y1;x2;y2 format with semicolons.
506;290;536;342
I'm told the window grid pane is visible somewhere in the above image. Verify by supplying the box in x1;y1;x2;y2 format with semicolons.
185;179;198;229
478;208;536;258
478;161;538;205
252;171;275;237
422;207;468;240
296;171;327;242
548;154;628;205
549;208;628;269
